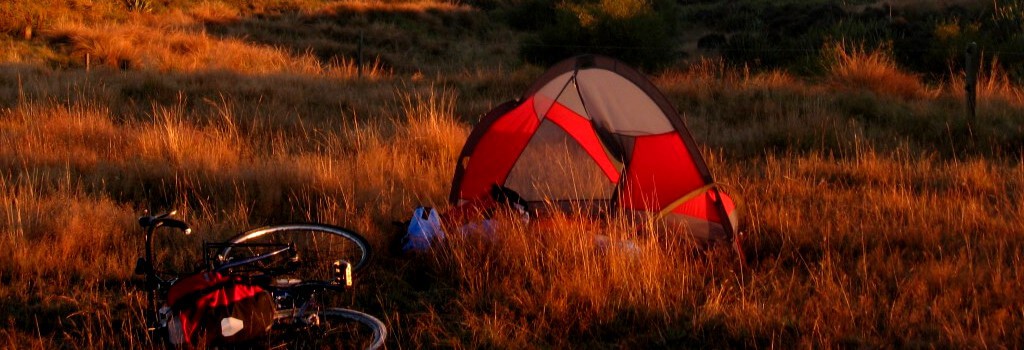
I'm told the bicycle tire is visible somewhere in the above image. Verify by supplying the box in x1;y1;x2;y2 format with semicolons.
217;224;372;280
281;307;387;350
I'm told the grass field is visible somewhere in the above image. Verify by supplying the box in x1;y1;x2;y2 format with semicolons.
1;0;1023;348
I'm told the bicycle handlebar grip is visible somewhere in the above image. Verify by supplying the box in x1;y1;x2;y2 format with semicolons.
138;216;191;235
138;210;179;227
160;218;192;235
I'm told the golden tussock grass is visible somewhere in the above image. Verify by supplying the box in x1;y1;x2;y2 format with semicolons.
946;57;1024;107
1;1;1024;348
2;71;1022;347
186;1;242;23
48;20;390;78
400;143;1023;348
0;75;468;348
824;41;936;100
414;210;682;348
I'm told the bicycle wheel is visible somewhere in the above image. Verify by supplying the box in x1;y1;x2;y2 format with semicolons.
217;224;372;281
283;307;387;350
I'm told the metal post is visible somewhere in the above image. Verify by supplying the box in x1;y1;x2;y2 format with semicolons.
965;42;979;122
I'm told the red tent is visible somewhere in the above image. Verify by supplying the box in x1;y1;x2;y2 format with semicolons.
449;55;738;241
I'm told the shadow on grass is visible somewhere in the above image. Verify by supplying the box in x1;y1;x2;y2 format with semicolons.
197;3;509;74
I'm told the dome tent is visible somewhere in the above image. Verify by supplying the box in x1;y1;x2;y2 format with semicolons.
449;55;738;241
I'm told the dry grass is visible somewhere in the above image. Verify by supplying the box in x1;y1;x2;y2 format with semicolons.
1;0;1023;348
824;41;936;100
325;0;471;13
430;213;700;348
399;144;1023;348
0;70;466;349
946;57;1024;107
47;19;390;78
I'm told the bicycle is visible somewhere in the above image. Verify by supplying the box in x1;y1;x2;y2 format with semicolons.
134;211;387;349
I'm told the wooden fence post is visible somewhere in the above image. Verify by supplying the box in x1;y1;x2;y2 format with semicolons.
964;42;979;122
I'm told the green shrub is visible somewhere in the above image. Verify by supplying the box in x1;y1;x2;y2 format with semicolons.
519;0;679;70
687;1;1024;83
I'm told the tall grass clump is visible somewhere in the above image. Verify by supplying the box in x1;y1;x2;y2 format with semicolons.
946;57;1024;106
125;0;153;13
427;211;707;348
346;87;469;218
824;41;932;100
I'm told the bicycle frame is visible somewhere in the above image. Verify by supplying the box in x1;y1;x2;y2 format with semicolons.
204;242;296;273
135;212;190;331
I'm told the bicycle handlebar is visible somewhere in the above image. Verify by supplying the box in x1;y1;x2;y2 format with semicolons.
139;211;192;235
138;210;192;280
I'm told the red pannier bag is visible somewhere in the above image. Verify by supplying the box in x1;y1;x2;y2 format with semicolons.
163;271;275;346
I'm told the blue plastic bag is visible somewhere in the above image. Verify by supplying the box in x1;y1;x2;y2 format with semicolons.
402;207;445;253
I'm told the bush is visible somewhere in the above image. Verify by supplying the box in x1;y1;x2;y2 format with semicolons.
125;0;153;13
686;1;1024;83
519;0;679;70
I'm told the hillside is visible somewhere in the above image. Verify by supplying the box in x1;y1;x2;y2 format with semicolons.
1;0;1022;348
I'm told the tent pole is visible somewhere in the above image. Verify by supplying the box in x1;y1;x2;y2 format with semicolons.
709;185;744;268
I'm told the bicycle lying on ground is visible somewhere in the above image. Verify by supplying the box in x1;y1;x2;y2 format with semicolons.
134;211;387;349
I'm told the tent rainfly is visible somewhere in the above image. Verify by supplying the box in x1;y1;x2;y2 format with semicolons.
449;55;738;241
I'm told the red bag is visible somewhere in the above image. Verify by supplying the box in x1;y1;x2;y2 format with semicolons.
164;271;275;346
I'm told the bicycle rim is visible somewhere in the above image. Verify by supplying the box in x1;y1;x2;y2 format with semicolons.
218;224;372;279
285;307;387;350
